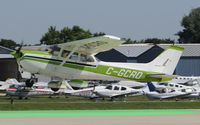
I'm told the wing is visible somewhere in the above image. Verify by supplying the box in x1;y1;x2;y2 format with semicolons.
57;35;125;55
111;91;141;98
162;93;191;99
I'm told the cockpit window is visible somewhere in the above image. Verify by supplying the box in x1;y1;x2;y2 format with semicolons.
158;83;165;85
49;45;61;56
106;85;112;90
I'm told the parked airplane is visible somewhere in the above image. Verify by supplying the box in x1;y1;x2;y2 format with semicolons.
145;82;192;100
0;78;26;92
11;35;184;88
63;82;105;99
93;84;143;101
156;82;200;99
171;76;200;86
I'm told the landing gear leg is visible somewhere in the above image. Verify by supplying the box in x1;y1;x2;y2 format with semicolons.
25;74;38;87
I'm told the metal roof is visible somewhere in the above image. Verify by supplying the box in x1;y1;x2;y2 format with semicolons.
114;44;154;57
158;44;200;57
114;44;200;57
0;46;14;54
0;54;14;59
0;46;14;58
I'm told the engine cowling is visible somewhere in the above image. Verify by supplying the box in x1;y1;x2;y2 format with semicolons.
48;81;61;92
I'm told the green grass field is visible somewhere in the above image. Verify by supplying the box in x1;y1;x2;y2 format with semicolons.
0;95;199;110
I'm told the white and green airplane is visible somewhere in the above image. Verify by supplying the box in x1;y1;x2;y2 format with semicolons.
11;35;184;87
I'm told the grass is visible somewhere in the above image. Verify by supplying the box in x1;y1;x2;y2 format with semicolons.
0;95;199;110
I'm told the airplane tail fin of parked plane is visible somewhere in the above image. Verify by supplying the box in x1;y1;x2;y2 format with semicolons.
147;82;156;92
147;45;184;75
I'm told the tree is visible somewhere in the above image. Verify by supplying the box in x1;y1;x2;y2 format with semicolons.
40;26;61;45
123;38;174;44
93;32;105;37
123;38;137;44
0;39;19;50
40;25;105;45
177;7;200;43
143;38;174;44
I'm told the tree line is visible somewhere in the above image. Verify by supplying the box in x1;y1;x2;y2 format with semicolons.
1;7;200;49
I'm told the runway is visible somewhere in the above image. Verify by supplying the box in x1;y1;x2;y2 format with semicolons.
0;110;199;125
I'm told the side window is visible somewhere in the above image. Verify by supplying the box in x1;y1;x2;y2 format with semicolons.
181;89;186;92
86;56;94;62
80;54;87;62
121;87;127;91
80;54;94;62
70;52;78;60
114;86;120;90
61;50;70;58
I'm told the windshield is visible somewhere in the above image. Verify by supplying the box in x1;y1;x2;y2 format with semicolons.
49;45;61;56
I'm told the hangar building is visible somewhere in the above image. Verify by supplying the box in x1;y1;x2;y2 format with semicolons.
0;46;21;81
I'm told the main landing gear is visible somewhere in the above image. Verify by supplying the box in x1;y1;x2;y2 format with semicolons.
25;74;38;87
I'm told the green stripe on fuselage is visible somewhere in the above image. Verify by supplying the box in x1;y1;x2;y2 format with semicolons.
22;57;171;82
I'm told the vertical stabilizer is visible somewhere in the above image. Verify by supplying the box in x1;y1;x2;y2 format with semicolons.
147;82;156;92
147;45;184;75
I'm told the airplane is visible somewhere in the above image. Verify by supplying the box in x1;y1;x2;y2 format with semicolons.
63;84;104;99
0;78;26;93
171;76;200;86
93;84;143;101
6;86;57;99
11;35;184;89
156;82;200;99
145;82;192;101
1;79;63;99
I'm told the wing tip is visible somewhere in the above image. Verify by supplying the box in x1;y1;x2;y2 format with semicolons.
103;35;121;40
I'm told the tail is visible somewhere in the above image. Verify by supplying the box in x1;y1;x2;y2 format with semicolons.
147;82;156;92
147;45;184;75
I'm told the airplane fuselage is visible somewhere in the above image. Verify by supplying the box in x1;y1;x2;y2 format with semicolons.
18;52;169;82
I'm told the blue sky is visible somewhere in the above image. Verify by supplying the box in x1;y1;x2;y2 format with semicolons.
0;0;200;44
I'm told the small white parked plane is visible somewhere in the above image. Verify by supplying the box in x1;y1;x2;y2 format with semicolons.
145;82;192;100
93;84;143;101
11;35;184;88
172;76;200;86
156;82;200;99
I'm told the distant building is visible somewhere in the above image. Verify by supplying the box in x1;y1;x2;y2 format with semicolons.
96;44;200;76
0;46;21;81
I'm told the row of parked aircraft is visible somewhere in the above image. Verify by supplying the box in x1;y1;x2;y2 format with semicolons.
0;76;199;101
0;35;199;101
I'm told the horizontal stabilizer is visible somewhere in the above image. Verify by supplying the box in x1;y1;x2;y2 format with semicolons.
146;74;178;79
